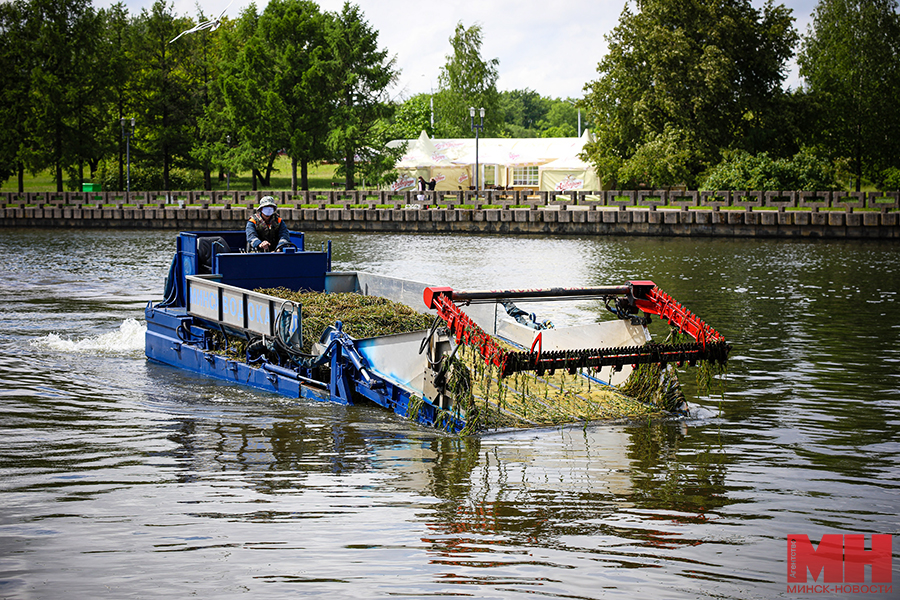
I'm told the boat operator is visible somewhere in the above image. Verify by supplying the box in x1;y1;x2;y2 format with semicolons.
246;196;291;252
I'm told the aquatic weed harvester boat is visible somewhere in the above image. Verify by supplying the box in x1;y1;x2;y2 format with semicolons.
145;231;730;433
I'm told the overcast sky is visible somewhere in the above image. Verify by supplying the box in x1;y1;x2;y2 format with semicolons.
97;0;820;100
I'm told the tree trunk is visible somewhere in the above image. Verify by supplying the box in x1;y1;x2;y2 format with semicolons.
264;153;276;186
855;125;862;192
301;159;309;191
163;151;170;191
344;149;355;190
55;127;63;192
17;164;24;194
291;156;298;193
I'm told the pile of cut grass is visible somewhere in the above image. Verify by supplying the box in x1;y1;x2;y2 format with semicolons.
456;342;661;431
259;287;434;353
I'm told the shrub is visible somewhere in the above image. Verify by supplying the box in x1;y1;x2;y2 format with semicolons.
788;147;844;191
700;148;841;191
616;126;703;189
879;167;900;190
94;160;204;191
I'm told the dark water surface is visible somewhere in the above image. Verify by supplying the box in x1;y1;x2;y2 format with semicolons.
1;229;898;599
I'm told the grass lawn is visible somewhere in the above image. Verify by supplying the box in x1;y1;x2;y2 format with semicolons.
0;158;348;193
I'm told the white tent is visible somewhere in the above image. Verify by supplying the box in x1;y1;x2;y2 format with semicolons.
388;131;601;192
393;131;452;169
538;131;602;192
539;156;602;192
390;131;464;191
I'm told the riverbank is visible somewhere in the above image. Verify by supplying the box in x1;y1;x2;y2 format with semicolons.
2;189;898;238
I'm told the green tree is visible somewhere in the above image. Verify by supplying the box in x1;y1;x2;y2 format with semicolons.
0;0;33;191
215;0;331;191
616;126;703;188
582;0;797;189
176;6;230;191
186;21;233;191
27;0;109;192
64;2;113;188
799;0;900;191
204;4;275;191
99;3;137;192
498;89;549;137
130;0;199;191
322;2;398;190
260;0;330;191
392;93;434;139
349;118;402;188
538;99;584;137
434;22;500;138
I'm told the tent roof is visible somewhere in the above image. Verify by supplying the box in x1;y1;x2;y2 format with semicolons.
540;154;592;170
538;130;594;170
389;131;593;168
392;130;454;168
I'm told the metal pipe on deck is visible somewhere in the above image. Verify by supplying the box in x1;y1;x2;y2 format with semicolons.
447;285;633;303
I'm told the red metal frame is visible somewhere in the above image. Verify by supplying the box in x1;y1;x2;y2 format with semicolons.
423;283;729;378
425;288;511;373
630;281;726;345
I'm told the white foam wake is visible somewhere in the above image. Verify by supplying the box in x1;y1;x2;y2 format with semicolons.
33;318;146;354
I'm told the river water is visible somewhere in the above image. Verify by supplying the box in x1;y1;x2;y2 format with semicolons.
0;229;898;599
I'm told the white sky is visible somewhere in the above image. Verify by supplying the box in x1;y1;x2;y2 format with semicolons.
98;0;819;100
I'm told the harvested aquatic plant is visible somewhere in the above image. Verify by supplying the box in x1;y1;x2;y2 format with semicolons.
664;326;728;401
258;287;434;353
617;363;685;412
406;395;425;420
457;343;660;429
696;353;728;398
615;326;728;412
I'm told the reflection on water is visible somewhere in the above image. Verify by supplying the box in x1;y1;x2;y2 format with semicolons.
0;229;898;598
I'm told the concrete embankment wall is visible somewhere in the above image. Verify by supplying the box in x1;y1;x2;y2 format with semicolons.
2;189;898;238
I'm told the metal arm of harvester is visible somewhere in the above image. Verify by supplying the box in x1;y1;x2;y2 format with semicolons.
627;281;726;345
423;282;730;378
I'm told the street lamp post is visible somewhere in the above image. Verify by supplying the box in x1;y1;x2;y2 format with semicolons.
422;75;434;135
225;135;231;191
121;118;135;194
567;100;582;137
469;107;485;192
